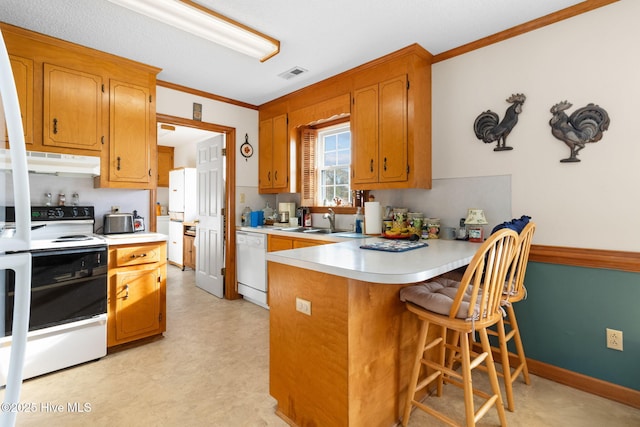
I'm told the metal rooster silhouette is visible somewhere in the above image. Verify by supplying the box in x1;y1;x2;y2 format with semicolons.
549;101;610;162
474;93;526;151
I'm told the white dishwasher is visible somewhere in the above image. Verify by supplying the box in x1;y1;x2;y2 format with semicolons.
236;231;268;308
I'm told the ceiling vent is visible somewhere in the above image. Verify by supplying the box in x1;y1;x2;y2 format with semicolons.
278;66;308;80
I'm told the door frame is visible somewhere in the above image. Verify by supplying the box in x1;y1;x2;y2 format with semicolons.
151;113;239;300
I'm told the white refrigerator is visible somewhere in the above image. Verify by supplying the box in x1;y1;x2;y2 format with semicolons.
168;168;196;267
0;29;32;426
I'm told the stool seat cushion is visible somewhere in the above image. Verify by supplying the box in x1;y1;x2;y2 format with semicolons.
400;277;477;319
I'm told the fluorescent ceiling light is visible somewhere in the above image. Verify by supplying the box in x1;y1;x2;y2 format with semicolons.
107;0;280;62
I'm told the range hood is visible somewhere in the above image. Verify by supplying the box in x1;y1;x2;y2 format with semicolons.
0;149;100;177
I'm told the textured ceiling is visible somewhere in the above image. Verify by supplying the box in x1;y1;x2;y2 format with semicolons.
1;0;588;107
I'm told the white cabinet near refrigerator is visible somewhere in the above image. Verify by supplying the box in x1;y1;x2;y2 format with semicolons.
168;168;196;267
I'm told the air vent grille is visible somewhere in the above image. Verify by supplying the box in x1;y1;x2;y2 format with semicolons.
278;66;308;80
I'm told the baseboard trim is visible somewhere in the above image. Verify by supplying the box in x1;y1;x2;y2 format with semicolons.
527;358;640;409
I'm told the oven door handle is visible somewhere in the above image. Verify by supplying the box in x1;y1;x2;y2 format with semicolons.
1;224;46;238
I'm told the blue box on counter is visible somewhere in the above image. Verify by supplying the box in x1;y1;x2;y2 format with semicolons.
250;210;264;227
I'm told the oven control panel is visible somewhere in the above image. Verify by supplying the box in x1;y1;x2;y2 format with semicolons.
30;206;94;221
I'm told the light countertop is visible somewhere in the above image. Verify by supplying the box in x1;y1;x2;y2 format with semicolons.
101;232;168;246
266;237;479;284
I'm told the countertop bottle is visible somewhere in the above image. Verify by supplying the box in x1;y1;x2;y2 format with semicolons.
354;207;364;233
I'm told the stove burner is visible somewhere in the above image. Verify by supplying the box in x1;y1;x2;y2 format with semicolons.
53;234;93;242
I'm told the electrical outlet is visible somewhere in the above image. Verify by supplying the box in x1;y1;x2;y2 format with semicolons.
111;206;120;213
606;328;623;351
295;297;311;316
239;193;245;203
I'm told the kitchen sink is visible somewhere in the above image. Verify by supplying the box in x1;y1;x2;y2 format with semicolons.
275;227;343;234
304;228;339;234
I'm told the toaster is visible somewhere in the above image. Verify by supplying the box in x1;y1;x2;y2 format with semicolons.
103;213;134;234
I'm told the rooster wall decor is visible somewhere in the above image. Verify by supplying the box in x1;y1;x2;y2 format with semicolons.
549;101;610;163
473;93;526;151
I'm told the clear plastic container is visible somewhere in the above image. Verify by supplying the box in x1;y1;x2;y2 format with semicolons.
241;206;252;227
262;202;274;220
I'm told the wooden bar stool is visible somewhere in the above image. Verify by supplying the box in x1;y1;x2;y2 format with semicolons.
488;221;536;411
399;228;518;427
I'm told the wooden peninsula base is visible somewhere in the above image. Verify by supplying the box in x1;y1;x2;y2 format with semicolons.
268;262;429;427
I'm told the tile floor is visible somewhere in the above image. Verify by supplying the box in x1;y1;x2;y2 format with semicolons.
8;266;640;426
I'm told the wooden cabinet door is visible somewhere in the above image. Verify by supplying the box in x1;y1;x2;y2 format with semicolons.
352;84;379;185
113;266;161;343
43;63;103;151
352;75;408;187
258;117;274;192
378;75;407;183
109;79;151;183
259;114;288;193
293;239;327;248
183;234;196;269
1;55;33;145
157;146;174;187
271;114;288;191
268;235;293;252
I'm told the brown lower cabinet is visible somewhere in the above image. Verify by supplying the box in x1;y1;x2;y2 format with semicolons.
267;234;330;252
183;233;196;270
107;241;167;347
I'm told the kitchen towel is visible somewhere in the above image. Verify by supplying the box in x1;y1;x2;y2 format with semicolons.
364;202;381;235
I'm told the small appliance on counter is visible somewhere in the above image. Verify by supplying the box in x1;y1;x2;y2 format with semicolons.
278;203;296;222
133;210;145;232
103;212;134;234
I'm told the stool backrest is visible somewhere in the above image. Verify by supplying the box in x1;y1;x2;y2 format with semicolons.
450;228;519;323
505;222;536;296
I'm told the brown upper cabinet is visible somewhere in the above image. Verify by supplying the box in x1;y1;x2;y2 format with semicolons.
352;75;408;187
43;63;104;152
1;23;161;190
106;79;153;185
0;54;34;146
157;146;174;187
258;43;432;195
259;113;289;193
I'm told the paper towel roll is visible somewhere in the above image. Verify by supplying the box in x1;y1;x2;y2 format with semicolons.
364;202;382;235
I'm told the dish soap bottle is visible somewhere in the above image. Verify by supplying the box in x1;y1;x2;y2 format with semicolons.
354;207;364;233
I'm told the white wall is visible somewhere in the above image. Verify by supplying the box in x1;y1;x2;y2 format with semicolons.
431;0;639;251
155;86;276;224
156;86;259;186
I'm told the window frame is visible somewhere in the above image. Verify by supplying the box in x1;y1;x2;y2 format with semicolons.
299;117;366;214
316;123;352;207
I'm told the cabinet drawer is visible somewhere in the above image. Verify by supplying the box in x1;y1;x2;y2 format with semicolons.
113;243;162;267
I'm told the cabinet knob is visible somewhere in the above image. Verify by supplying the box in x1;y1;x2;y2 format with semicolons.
53;118;58;134
370;159;374;172
383;157;387;171
117;156;121;171
123;284;129;300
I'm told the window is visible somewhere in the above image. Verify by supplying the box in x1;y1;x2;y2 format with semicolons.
317;124;351;206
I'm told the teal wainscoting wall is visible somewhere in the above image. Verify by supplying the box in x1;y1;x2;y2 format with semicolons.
516;262;639;391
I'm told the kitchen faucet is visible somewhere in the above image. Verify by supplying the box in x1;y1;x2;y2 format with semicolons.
323;208;336;232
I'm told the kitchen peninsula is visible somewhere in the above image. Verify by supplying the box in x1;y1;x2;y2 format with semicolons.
266;238;479;426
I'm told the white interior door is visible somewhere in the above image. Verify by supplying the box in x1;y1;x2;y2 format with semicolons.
195;135;225;297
